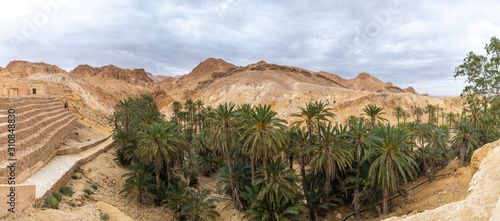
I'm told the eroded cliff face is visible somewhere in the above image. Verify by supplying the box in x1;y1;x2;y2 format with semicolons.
384;140;500;221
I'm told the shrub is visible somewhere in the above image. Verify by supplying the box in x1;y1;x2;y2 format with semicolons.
45;196;59;209
60;186;75;197
91;183;98;190
71;175;79;180
52;191;63;202
83;188;94;195
100;213;110;220
69;201;76;207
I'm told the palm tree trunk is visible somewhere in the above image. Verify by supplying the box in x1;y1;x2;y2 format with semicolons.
264;160;269;184
166;162;171;184
430;160;435;182
325;172;331;195
354;185;361;220
459;143;465;167
289;155;294;169
251;157;255;185
383;188;389;215
154;158;161;190
421;138;427;174
226;138;242;210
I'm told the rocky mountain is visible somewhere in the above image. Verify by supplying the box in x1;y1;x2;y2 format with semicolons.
69;64;154;85
1;60;67;77
0;59;464;128
146;72;168;82
155;59;462;123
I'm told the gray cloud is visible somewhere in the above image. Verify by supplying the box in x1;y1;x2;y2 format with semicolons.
1;0;499;96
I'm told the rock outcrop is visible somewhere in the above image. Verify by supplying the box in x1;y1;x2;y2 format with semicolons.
385;139;500;221
1;60;67;77
70;64;154;85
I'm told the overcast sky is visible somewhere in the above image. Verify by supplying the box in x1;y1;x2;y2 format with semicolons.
1;0;499;97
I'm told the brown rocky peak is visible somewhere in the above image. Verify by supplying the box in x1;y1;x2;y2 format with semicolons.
1;60;67;77
404;86;418;94
70;64;154;84
355;72;378;80
187;58;236;80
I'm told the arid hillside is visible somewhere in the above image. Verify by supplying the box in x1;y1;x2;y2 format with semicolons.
0;59;464;127
156;59;463;123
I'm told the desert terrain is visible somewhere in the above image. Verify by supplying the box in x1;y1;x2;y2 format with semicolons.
3;58;496;221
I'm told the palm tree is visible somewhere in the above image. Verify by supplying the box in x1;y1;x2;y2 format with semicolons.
345;118;377;220
310;124;352;194
312;100;335;135
215;160;251;207
185;99;195;131
425;147;444;182
303;173;337;220
428;127;449;160
452;121;480;167
120;162;157;205
245;157;306;220
403;109;411;123
244;185;307;221
207;102;242;209
414;123;430;173
162;178;191;218
136;121;185;189
255;157;301;205
447;112;456;128
363;124;418;215
181;189;221;221
199;150;220;176
440;111;447;126
172;101;182;125
183;150;201;186
392;105;405;125
424;104;436;125
112;128;135;165
117;97;134;131
413;107;423;123
292;102;319;141
241;104;287;184
362;104;387;129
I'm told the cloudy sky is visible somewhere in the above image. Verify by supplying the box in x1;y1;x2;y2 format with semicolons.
1;0;499;97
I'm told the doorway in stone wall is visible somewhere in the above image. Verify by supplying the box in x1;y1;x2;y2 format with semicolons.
32;88;36;95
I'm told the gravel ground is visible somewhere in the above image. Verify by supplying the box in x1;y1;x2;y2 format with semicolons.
22;156;80;199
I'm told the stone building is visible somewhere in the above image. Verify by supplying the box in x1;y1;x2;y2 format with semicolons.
0;83;63;97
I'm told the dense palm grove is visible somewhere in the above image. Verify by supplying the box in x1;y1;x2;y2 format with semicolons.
109;91;500;220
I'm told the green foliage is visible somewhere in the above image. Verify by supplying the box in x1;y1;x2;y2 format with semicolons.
60;186;75;197
182;150;201;187
215;160;251;205
180;189;220;221
100;213;110;220
91;183;98;190
161;178;191;216
71;175;79;180
120;161;157;205
454;37;500;99
45;196;59;209
69;201;76;207
362;104;387;129
52;191;63;202
83;188;94;195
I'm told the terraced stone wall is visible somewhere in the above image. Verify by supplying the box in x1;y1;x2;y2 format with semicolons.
0;97;77;184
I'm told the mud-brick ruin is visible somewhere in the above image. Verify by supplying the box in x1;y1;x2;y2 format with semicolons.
0;83;64;97
0;96;77;217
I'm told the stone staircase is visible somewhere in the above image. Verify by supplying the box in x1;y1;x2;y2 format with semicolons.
0;97;77;184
